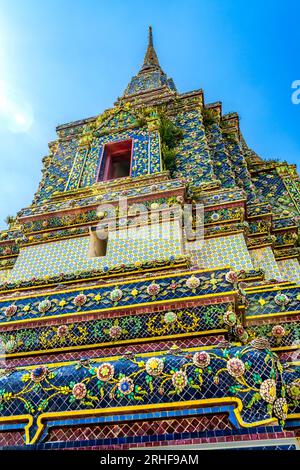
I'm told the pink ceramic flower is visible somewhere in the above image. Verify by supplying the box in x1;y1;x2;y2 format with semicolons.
97;363;114;382
225;271;238;284
147;283;160;296
108;325;122;339
73;294;87;307
4;305;17;318
226;358;245;378
234;325;246;338
57;325;69;338
31;365;48;383
193;351;211;368
72;382;87;400
271;325;285;338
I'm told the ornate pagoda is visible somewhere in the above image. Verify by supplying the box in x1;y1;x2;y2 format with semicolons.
0;27;299;450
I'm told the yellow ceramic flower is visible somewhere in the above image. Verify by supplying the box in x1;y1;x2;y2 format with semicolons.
23;305;30;312
59;300;67;308
94;294;102;302
131;288;138;297
258;298;266;306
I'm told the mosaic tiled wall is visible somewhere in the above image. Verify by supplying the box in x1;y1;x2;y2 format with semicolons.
0;270;11;283
206;123;236;189
277;258;300;284
252;170;299;217
173;110;215;188
186;234;253;271
35;138;79;203
9;221;182;281
249;246;281;280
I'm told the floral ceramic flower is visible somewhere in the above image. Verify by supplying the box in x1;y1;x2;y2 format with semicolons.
250;337;270;350
226;358;245;378
5;339;16;353
31;365;48;383
185;275;200;290
147;283;160;296
110;288;123;302
172;370;188;393
233;325;248;342
210;212;220;222
97;363;114;382
4;305;17;318
38;299;51;313
169;282;178;290
273;397;288;420
118;377;134;395
286;380;300;400
274;293;289;306
145;357;164;377
271;325;286;338
193;351;211;368
225;271;238;284
259;379;277;403
164;311;177;324
223;309;237;327
57;325;69;338
73;294;87;307
72;382;87;400
108;325;122;340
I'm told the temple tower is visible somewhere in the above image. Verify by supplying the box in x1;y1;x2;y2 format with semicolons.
0;28;299;450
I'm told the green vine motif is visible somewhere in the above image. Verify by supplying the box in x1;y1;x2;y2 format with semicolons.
146;309;199;336
248;323;294;346
0;270;233;324
0;347;291;428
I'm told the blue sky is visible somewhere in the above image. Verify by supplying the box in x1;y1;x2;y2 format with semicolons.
0;0;300;229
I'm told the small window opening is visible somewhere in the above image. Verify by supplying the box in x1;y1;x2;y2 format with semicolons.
98;139;132;182
88;227;108;257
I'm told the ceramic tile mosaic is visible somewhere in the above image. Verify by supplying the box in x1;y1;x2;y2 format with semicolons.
249;246;281;280
9;221;182;281
277;258;300;283
2;29;300;451
186;234;253;271
0;270;11;283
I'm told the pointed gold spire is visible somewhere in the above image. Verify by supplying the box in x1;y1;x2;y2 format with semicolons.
139;26;163;74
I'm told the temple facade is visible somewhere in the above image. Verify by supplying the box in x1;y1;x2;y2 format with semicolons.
0;27;299;450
